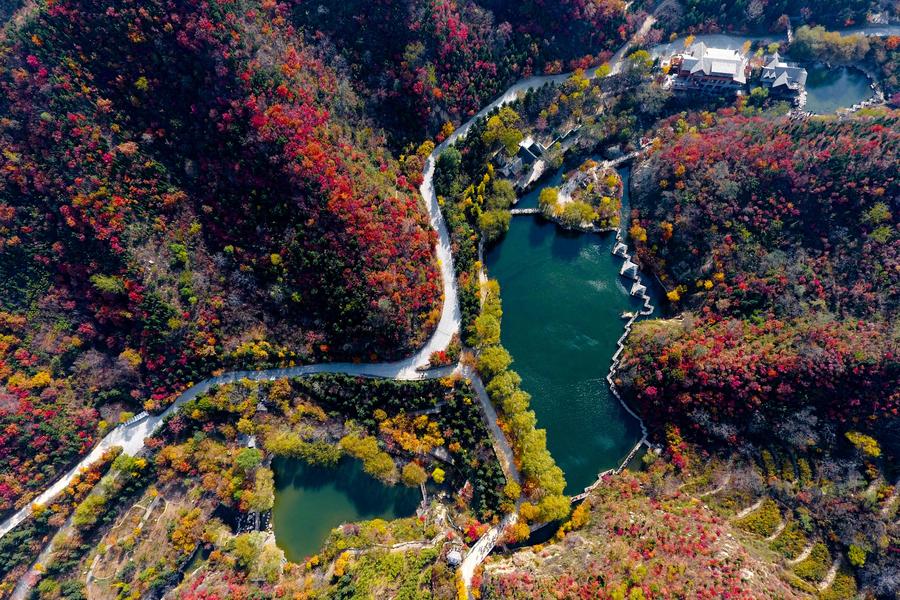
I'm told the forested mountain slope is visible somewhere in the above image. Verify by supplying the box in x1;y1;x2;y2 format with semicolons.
0;0;440;515
670;0;894;32
290;0;640;141
482;468;806;600
621;110;899;443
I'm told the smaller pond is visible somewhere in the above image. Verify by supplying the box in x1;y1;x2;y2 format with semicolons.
803;64;874;114
272;457;421;562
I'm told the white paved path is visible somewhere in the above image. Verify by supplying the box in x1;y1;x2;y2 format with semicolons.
1;143;466;541
0;362;462;540
460;511;518;591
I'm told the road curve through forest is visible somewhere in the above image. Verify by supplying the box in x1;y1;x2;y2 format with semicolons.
0;64;487;538
0;8;658;561
0;140;469;540
27;9;898;545
5;13;900;600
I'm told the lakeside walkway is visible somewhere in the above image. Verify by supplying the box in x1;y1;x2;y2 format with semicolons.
455;16;659;595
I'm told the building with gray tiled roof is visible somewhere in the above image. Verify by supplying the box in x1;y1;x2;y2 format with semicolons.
760;52;808;96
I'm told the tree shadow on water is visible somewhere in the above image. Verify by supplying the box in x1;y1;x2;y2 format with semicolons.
550;226;590;262
332;460;420;517
275;457;419;519
525;217;554;249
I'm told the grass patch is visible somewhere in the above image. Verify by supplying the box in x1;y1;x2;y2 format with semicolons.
705;487;757;518
679;471;713;496
321;518;440;561
735;498;781;537
818;566;856;600
784;572;820;595
769;520;808;560
330;547;452;599
793;542;831;583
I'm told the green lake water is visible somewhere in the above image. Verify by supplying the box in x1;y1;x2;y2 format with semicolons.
803;65;873;114
269;42;878;556
271;167;656;555
484;168;650;494
272;457;420;562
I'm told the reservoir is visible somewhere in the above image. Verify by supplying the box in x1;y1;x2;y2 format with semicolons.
268;30;879;552
485;168;652;494
803;64;873;114
272;457;420;562
269;167;655;559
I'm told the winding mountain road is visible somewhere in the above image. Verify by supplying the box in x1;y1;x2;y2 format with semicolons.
0;12;662;544
0;91;473;540
0;150;463;540
6;11;900;600
1;19;662;600
0;362;462;540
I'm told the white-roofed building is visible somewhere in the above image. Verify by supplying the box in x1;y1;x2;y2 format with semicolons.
670;42;749;94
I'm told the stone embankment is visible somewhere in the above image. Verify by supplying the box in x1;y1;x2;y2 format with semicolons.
570;224;656;503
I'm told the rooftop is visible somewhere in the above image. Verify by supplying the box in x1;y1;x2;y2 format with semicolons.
517;137;541;165
704;46;743;60
678;42;748;84
760;53;808;89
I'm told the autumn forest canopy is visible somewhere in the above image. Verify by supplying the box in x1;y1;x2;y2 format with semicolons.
0;0;445;513
621;111;900;445
1;0;900;598
290;0;637;142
